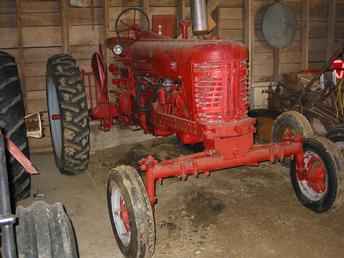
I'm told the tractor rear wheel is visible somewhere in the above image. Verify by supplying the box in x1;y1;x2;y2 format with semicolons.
0;51;30;201
107;165;155;258
46;54;90;175
16;201;79;258
290;136;344;212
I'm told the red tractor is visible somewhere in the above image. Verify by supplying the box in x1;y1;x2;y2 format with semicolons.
46;7;344;258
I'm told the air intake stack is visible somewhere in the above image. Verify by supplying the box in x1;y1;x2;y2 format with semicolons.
190;0;208;33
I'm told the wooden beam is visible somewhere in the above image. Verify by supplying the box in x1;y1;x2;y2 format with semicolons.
327;0;336;59
273;48;280;82
104;0;110;87
301;0;310;70
141;0;150;28
60;0;70;54
15;0;26;104
244;0;254;93
104;0;110;37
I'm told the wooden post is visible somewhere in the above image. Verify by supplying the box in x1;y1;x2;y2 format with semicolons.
60;0;70;54
327;0;336;59
15;0;26;102
104;0;110;39
273;48;280;82
104;0;110;87
301;0;310;70
244;0;255;105
141;0;150;28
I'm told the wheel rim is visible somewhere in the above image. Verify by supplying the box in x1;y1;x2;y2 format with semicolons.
297;151;328;201
47;77;63;160
281;127;297;141
115;8;150;40
111;185;131;247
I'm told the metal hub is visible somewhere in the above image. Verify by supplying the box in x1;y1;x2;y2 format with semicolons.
297;151;328;201
111;186;131;247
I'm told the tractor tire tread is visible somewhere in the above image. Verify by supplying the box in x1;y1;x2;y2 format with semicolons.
107;165;155;258
0;51;30;201
16;201;78;258
47;54;90;175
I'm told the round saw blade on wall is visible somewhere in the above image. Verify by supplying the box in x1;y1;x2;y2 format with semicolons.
262;2;297;49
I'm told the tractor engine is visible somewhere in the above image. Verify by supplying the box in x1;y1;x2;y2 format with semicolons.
109;39;249;146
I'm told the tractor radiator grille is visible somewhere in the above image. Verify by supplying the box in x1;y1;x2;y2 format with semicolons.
240;59;249;117
193;63;226;123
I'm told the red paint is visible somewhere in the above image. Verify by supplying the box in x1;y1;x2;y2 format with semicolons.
51;114;62;120
120;197;130;232
82;48;118;131
6;136;39;175
302;153;327;193
332;59;344;79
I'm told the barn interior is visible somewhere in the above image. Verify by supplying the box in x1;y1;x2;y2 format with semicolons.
0;0;344;258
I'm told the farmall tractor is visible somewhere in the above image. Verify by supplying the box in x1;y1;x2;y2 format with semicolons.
46;4;344;258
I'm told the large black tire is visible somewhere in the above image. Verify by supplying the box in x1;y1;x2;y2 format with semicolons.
0;51;30;201
290;136;344;212
47;54;90;175
107;165;155;258
16;201;79;258
272;111;314;143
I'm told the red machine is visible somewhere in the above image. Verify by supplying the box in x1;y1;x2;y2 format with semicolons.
84;8;343;258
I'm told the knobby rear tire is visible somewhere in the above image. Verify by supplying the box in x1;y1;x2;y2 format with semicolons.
0;51;30;201
46;54;90;175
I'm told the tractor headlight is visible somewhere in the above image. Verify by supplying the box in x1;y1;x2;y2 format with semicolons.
113;44;123;55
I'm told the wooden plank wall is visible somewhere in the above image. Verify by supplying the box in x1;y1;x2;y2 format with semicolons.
309;0;328;68
336;0;344;49
0;0;339;152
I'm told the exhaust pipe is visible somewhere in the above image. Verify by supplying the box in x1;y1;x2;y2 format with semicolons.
190;0;208;33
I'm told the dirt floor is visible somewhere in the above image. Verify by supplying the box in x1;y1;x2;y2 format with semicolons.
23;136;344;258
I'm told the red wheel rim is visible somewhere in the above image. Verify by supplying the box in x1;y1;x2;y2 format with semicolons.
297;151;328;201
305;155;327;193
120;197;130;232
111;187;131;246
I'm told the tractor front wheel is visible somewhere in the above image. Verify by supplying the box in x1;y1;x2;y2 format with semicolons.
272;111;314;143
107;165;155;258
290;136;344;212
16;201;79;258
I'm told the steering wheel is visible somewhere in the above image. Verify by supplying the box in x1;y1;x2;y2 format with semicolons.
115;7;150;41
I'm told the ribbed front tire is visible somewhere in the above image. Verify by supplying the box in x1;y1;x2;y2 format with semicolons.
16;201;79;258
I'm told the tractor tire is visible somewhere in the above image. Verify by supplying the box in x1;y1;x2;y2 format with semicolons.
47;54;90;175
272;111;314;143
107;165;155;258
290;136;344;212
16;201;79;258
0;51;30;201
326;126;344;154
